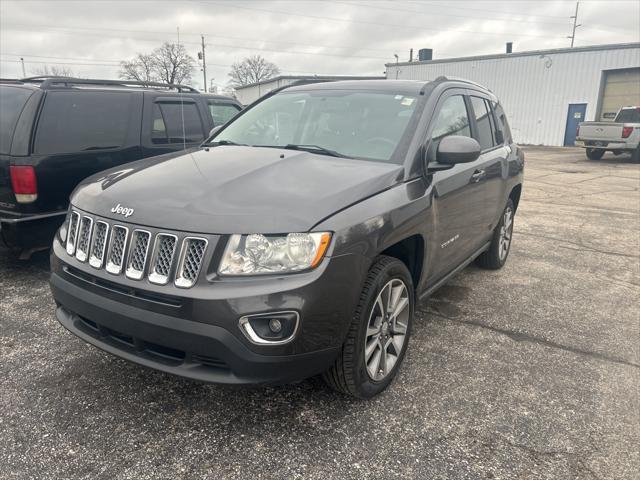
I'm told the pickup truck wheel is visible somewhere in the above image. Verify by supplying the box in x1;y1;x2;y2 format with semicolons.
632;146;640;163
323;255;414;398
586;148;605;160
476;199;514;270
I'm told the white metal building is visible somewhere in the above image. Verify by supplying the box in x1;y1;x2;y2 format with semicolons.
234;75;384;105
386;43;640;146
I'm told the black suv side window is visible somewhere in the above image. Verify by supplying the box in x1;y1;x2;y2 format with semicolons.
470;96;495;150
151;101;205;145
35;91;133;154
208;101;241;126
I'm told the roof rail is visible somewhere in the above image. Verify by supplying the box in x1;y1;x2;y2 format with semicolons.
433;75;491;92
19;76;200;93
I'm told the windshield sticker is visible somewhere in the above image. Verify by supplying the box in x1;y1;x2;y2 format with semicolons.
401;97;415;106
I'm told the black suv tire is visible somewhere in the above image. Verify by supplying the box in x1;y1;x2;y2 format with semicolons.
476;199;515;270
323;255;414;398
586;148;605;160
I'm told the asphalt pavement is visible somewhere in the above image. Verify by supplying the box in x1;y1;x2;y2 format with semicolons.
1;146;638;479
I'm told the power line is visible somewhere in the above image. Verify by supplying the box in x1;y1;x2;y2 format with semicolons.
334;0;571;26
191;1;564;39
2;25;392;60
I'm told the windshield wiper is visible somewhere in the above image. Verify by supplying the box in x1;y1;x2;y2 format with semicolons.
281;144;348;158
204;139;248;147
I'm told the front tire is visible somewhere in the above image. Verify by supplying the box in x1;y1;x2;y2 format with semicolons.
323;256;414;398
586;148;605;160
476;199;515;270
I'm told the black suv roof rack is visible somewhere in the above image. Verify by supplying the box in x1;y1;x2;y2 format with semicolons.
16;76;200;93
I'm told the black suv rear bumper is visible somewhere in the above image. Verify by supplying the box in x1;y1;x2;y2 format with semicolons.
1;210;65;251
50;246;366;385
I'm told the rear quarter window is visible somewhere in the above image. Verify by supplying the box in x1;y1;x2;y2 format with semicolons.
208;101;241;125
0;86;34;154
34;91;134;154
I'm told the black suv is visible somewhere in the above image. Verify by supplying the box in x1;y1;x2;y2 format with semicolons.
50;78;523;398
0;77;241;257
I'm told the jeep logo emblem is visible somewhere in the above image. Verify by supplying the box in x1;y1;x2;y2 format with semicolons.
111;203;134;218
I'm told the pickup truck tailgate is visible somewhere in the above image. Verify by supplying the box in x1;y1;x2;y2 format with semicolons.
579;122;623;140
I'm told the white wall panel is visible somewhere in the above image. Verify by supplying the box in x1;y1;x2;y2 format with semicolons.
387;45;640;145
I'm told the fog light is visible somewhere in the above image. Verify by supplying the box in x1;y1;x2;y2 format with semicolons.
269;318;282;333
239;311;299;345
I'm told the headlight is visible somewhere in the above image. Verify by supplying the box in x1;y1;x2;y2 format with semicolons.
218;232;331;276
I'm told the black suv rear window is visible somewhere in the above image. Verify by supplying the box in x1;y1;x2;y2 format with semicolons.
0;85;34;154
35;91;133;154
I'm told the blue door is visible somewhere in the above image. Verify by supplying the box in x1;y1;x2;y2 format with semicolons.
564;103;587;146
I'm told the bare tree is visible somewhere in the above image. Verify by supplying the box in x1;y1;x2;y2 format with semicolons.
119;54;155;83
31;65;76;77
119;42;196;85
228;55;280;87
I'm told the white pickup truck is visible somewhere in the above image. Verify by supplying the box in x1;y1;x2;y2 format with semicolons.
576;107;640;162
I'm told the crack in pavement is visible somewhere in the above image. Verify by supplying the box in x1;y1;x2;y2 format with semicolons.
429;310;640;369
516;231;640;259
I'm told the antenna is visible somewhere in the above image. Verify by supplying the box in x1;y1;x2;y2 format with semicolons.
568;1;581;48
177;26;186;151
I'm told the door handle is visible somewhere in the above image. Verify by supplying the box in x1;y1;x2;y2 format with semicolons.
471;169;486;183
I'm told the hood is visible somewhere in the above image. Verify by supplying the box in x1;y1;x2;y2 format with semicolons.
71;146;404;234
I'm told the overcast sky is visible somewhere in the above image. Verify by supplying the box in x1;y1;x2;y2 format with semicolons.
1;0;638;91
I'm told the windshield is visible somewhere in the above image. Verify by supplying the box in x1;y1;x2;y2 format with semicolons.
615;108;640;123
211;90;419;162
0;86;34;155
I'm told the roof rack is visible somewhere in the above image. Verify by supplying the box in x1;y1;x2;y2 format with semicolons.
18;76;200;93
434;75;491;92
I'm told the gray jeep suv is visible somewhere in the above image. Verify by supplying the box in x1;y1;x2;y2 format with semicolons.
50;78;523;398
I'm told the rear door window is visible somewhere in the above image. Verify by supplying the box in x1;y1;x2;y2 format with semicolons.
208;101;241;126
35;91;133;154
470;96;495;150
0;86;35;154
150;101;205;144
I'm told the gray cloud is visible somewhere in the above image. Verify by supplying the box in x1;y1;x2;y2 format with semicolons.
1;0;638;91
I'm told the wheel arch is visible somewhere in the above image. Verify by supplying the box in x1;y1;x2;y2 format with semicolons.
509;184;522;212
379;234;425;289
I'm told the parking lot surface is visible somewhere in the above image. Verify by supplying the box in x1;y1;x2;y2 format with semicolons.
1;147;638;479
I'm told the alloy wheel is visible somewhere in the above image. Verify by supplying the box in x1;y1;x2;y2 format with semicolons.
499;206;514;261
364;279;410;381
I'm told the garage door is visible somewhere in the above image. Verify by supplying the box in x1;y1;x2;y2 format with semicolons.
599;68;640;121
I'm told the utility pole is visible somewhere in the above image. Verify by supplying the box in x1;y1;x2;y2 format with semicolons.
568;1;581;48
201;35;207;93
20;57;26;77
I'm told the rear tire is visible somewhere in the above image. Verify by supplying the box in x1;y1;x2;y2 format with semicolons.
586;148;605;160
476;199;515;270
632;146;640;163
323;255;414;398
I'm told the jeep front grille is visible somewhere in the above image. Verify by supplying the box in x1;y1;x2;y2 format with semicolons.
66;211;81;255
75;216;93;262
89;221;109;269
148;234;177;285
64;210;208;288
106;225;129;275
125;230;151;280
175;238;208;288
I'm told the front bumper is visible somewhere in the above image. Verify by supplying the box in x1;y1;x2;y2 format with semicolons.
50;239;367;385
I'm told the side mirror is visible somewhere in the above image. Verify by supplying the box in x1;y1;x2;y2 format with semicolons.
209;125;223;138
436;135;481;165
